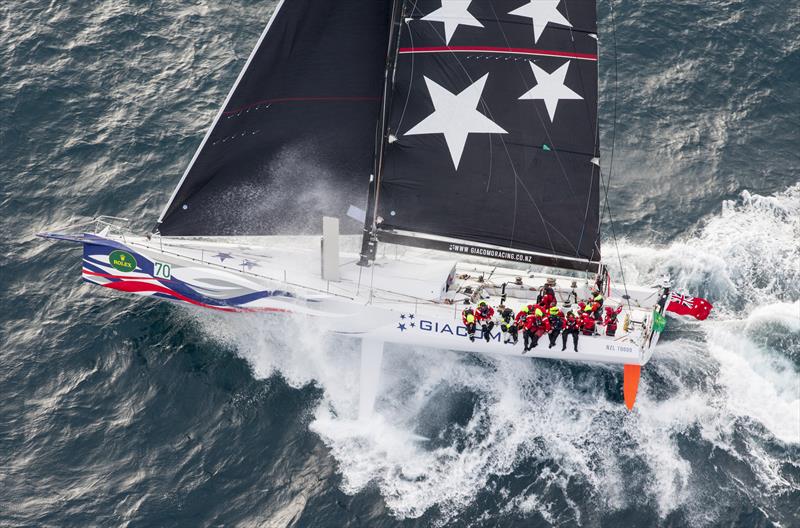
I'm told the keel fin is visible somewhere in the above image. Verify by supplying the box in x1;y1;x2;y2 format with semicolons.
358;339;384;421
623;364;641;410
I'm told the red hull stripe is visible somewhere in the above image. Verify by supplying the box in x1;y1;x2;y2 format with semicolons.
398;46;597;61
83;269;168;282
96;278;290;314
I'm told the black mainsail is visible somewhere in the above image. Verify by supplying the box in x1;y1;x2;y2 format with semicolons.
367;0;601;271
157;0;393;236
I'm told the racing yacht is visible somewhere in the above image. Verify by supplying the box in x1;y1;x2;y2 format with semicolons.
40;0;670;410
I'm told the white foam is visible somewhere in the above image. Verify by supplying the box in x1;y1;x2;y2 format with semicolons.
188;185;799;523
705;307;800;444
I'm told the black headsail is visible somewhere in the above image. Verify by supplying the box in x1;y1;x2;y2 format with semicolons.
157;0;393;236
367;0;601;271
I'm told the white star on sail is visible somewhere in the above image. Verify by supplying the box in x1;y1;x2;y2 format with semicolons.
422;0;484;44
405;74;507;169
519;61;583;122
509;0;572;43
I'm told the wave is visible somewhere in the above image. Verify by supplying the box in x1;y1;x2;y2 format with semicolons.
191;185;799;525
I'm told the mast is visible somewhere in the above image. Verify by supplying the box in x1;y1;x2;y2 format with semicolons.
359;0;405;267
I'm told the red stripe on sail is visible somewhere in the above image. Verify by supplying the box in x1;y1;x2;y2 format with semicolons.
398;46;597;61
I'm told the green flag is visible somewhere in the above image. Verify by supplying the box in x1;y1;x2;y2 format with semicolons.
652;311;666;333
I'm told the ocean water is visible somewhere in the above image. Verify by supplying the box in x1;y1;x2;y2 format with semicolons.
1;1;798;527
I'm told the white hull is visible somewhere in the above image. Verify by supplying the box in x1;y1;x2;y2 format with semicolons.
51;229;666;368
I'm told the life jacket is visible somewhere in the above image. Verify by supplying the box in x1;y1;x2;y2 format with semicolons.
515;308;529;325
523;314;537;331
592;293;604;309
594;293;604;303
565;314;579;331
476;304;495;322
548;314;564;332
604;308;620;336
580;314;595;334
500;308;516;331
528;314;549;333
541;293;555;308
462;310;475;326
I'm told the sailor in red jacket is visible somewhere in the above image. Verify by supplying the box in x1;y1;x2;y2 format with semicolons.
604;305;623;336
475;301;496;342
586;288;605;321
523;308;550;353
537;278;557;309
515;305;530;326
522;313;537;352
579;308;596;336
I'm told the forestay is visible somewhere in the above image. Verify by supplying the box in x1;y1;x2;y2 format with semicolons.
374;0;600;264
157;0;393;236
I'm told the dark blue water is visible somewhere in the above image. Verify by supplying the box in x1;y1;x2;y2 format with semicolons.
2;1;798;526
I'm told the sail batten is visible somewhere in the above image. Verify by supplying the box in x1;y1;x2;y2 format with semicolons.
371;0;600;262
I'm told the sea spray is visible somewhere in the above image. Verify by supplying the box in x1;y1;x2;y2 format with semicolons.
189;185;799;524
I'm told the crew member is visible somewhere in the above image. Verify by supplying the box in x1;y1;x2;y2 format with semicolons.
562;309;580;352
580;307;596;335
515;305;530;326
547;305;564;348
588;288;604;321
523;309;550;353
498;305;519;345
462;307;477;342
604;305;623;336
538;279;556;309
475;301;495;343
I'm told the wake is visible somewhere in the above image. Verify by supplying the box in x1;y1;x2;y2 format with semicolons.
191;184;800;525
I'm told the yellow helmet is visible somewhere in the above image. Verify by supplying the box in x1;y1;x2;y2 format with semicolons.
549;306;559;315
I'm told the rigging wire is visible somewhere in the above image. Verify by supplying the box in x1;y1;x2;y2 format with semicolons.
601;0;632;311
